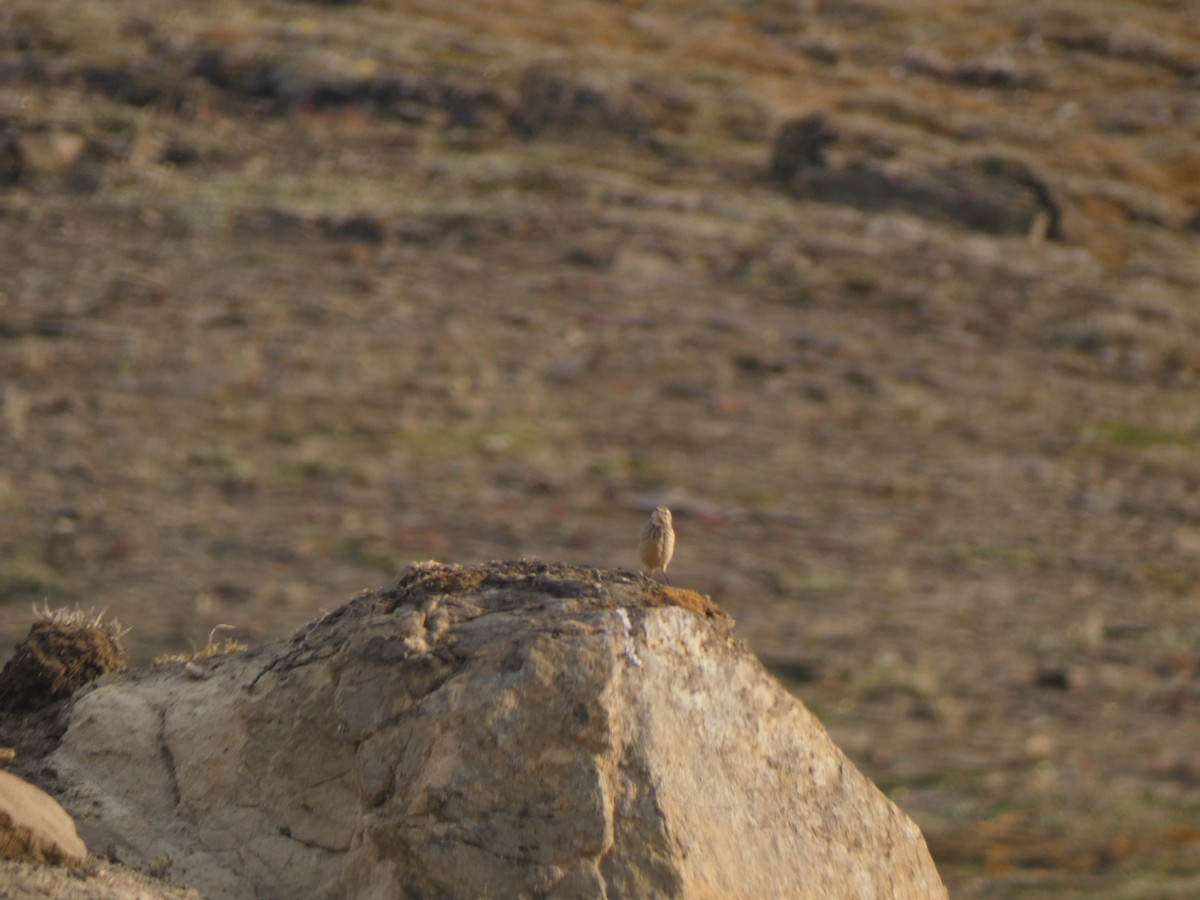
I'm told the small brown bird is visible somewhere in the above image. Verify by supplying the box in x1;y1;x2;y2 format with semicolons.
639;505;676;584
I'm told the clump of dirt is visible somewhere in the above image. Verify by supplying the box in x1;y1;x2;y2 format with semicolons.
0;620;127;713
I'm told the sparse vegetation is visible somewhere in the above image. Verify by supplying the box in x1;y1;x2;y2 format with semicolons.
2;0;1200;894
152;625;247;666
30;601;130;643
1085;421;1200;450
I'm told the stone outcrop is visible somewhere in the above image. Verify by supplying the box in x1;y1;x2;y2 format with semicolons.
36;560;945;898
768;114;1063;241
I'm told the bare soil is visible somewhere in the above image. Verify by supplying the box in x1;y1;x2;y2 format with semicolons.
2;0;1200;895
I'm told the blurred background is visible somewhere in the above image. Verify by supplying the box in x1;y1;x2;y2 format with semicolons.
3;0;1200;895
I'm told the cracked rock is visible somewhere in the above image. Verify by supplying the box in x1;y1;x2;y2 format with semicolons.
29;560;943;898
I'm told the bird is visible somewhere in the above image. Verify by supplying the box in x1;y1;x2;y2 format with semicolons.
639;505;675;584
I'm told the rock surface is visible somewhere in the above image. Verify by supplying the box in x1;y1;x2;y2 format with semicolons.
0;769;87;865
768;115;1063;241
42;560;944;899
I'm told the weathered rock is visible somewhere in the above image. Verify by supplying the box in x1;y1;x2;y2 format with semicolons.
41;560;945;899
769;115;1063;240
0;769;87;865
782;154;1064;239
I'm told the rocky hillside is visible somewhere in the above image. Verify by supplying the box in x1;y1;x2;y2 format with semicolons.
2;1;1200;895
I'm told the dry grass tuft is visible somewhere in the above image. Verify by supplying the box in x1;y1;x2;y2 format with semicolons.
152;625;247;666
30;601;130;643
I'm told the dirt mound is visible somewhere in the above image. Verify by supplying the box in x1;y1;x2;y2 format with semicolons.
0;621;126;714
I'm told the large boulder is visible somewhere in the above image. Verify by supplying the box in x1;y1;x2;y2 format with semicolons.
42;560;944;898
